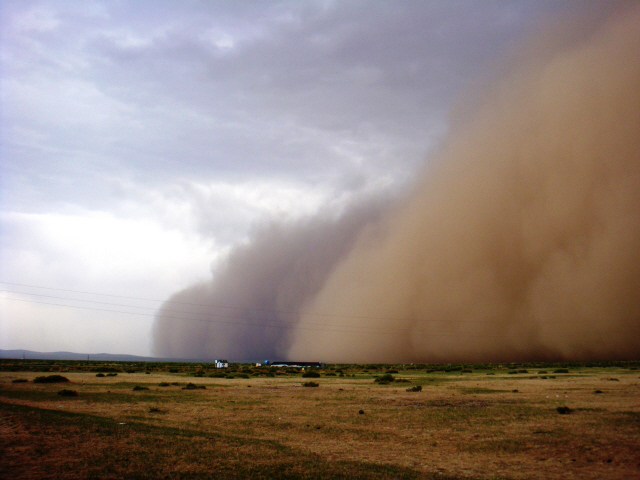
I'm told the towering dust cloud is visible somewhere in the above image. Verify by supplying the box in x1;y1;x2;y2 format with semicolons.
153;5;640;363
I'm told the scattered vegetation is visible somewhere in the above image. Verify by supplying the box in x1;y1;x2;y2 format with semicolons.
406;385;422;392
556;406;572;414
11;379;28;383
133;386;149;391
302;381;319;387
301;370;321;378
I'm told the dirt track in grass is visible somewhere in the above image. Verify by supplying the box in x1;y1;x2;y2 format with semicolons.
1;366;639;479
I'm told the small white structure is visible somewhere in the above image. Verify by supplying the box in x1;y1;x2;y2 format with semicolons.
255;363;262;367
214;359;229;368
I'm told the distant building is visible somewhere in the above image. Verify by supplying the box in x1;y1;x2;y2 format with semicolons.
214;359;228;368
264;361;325;368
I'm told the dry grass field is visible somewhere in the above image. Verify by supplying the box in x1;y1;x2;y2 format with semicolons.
1;361;639;479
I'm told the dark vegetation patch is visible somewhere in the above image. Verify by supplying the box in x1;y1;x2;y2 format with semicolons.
302;370;321;378
182;383;206;390
57;389;78;397
556;406;572;415
132;386;149;391
374;373;395;384
302;381;319;387
33;375;69;384
11;379;28;383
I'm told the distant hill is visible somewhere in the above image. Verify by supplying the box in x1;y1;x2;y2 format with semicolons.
0;349;216;363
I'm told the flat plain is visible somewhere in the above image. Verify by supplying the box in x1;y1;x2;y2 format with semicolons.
1;360;639;479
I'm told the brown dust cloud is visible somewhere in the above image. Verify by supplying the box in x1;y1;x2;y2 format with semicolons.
153;4;640;363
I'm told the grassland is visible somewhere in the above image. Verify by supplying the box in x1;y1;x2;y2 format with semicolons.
1;360;639;479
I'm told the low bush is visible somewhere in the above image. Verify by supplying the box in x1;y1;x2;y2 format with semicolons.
386;369;399;374
302;381;319;387
158;382;170;387
106;373;117;377
374;373;395;384
182;383;206;390
538;370;548;374
12;379;28;383
95;373;105;377
324;372;337;376
406;385;422;392
518;369;529;374
236;373;250;379
57;389;78;397
302;370;320;378
554;369;569;374
132;386;149;391
33;375;69;384
556;406;572;415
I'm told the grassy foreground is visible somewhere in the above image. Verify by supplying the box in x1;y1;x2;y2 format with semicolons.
1;360;639;479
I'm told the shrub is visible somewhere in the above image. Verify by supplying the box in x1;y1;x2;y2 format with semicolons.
461;369;473;373
556;406;572;415
237;373;250;379
96;373;105;377
406;385;422;392
554;369;569;374
33;375;69;384
324;372;337;376
594;390;603;394
158;382;170;387
57;389;78;397
518;369;529;374
302;381;319;387
538;370;548;374
374;373;395;384
106;373;117;377
168;368;179;373
132;386;149;391
182;383;206;390
508;371;518;374
12;379;28;383
148;407;162;413
302;370;321;378
386;369;399;374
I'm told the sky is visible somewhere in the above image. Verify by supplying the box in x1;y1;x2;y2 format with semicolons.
0;0;573;357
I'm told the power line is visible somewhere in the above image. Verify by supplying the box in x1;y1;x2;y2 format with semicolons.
0;293;599;340
0;281;414;323
0;289;391;332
